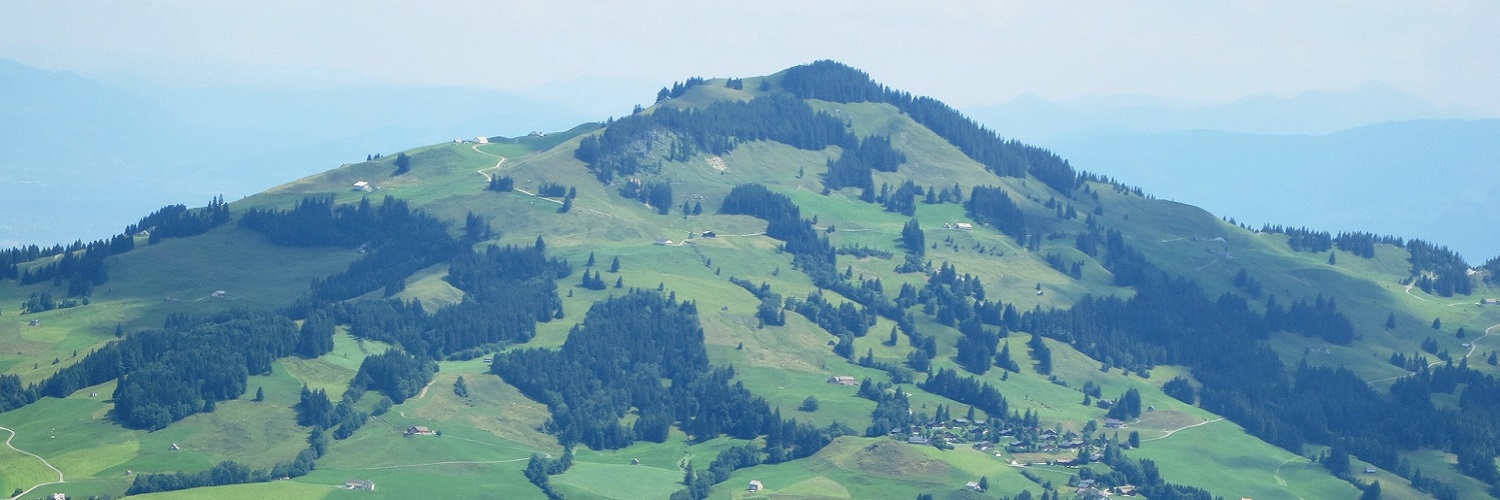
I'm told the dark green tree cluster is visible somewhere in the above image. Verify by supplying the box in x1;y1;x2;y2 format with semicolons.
351;348;435;404
656;77;707;102
901;219;925;256
336;242;566;359
779;60;1077;192
1406;239;1473;296
50;311;300;430
576;94;852;182
1267;294;1356;345
1162;376;1195;404
486;175;514;192
493;292;761;448
823;135;906;190
241;195;462;311
6;196;227;291
1105;388;1143;420
618;178;673;214
393;152;411;175
917;368;1008;418
965;186;1026;239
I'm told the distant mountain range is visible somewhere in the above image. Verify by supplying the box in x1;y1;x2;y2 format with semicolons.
965;90;1498;263
0;58;590;248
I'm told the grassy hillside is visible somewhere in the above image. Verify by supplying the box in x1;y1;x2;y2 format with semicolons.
2;68;1494;500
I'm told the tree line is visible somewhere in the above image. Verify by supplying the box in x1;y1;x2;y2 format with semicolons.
778;60;1078;192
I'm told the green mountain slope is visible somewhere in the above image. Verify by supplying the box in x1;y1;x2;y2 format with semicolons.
1;61;1497;500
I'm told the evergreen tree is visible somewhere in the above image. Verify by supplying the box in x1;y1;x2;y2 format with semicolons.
1385;312;1397;329
393;152;411;175
253;387;264;402
1432;317;1442;330
1360;480;1381;500
453;376;469;397
610;256;621;272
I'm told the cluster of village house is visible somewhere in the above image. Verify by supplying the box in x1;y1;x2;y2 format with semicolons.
821;376;1150;496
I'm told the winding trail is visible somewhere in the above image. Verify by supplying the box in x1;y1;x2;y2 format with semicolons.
1271;457;1309;499
1140;418;1224;442
472;144;508;182
1371;322;1500;383
2;425;64;500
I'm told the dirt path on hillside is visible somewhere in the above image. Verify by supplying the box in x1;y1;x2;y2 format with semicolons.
471;144;508;182
1372;322;1500;383
1140;418;1224;442
1403;280;1429;302
2;425;64;500
1272;456;1310;499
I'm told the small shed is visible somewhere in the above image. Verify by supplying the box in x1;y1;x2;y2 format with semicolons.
748;480;764;491
654;238;673;246
701;230;717;238
956;222;973;230
827;375;857;385
344;479;376;490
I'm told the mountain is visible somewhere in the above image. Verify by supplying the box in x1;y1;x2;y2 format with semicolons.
2;61;1497;500
1043;119;1500;264
0;58;590;248
963;82;1477;141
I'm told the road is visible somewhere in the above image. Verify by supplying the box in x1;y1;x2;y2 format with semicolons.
2;425;64;500
1371;322;1500;384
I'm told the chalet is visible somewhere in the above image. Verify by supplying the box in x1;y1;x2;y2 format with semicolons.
353;181;372;192
475;136;489;144
956;222;973;230
211;290;227;298
654;238;673;246
1484;298;1499;305
1364;466;1377;473
827;375;857;385
27;320;41;327
1062;439;1085;449
965;481;982;490
908;435;931;445
344;479;376;491
406;425;433;436
1104;418;1125;428
701;230;717;238
169;443;180;451
1113;485;1138;496
748;480;764;492
631;458;640;465
1041;428;1059;437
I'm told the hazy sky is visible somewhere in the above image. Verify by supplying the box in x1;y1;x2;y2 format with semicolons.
3;0;1497;113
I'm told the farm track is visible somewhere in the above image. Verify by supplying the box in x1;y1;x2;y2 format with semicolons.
1371;322;1500;383
1140;417;1224;442
2;425;64;500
